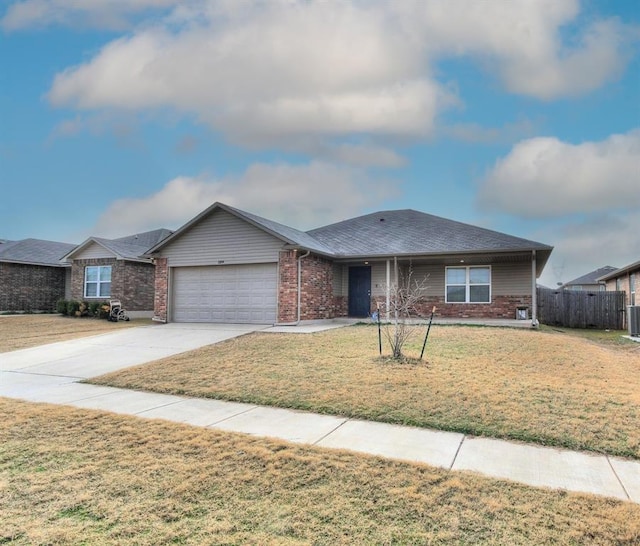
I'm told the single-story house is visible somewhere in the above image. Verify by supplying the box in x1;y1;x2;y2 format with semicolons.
561;266;617;291
62;229;172;317
145;202;553;325
598;259;640;307
0;238;75;312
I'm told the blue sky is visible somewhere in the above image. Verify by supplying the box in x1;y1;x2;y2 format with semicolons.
1;0;638;287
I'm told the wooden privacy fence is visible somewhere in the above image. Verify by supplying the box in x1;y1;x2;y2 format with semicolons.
536;288;626;329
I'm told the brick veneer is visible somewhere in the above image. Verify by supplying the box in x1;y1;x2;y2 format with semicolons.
70;258;155;311
0;262;67;312
278;250;298;323
278;251;338;322
153;258;168;322
374;295;533;320
299;254;335;320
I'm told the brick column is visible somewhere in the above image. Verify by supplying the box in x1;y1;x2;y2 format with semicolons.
154;258;168;322
278;250;298;323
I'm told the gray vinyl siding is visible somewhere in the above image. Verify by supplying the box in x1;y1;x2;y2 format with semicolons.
492;262;532;296
407;265;444;297
73;242;114;260
333;263;345;296
400;262;531;297
371;263;388;296
159;209;285;266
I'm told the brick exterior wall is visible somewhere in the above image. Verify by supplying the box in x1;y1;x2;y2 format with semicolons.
278;251;339;322
334;295;348;317
278;250;299;323
70;258;155;311
411;295;533;319
154;258;168;322
299;254;335;320
605;267;640;306
0;262;67;312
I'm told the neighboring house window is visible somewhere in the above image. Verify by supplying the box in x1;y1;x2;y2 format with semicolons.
631;273;636;306
616;278;623;291
446;266;491;303
85;266;111;298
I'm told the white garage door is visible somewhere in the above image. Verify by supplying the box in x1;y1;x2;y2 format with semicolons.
172;264;277;323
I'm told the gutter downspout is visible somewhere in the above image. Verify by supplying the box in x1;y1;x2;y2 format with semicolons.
297;249;311;323
531;250;538;328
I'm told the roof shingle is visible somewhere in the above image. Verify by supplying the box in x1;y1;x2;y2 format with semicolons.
0;238;76;266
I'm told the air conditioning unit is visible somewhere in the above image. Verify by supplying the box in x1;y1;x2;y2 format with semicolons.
629;306;640;337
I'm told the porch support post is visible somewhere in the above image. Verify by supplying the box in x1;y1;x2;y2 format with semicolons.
385;259;390;321
531;250;538;327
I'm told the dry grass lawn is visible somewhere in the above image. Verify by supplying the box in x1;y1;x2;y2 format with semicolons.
0;315;151;352
2;398;639;545
92;325;640;459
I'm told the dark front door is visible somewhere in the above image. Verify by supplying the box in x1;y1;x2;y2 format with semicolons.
348;266;372;317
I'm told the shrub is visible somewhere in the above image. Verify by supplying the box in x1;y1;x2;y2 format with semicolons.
56;300;68;316
77;302;89;317
66;300;80;317
98;303;111;320
88;301;101;317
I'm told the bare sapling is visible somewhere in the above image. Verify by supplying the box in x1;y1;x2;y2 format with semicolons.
377;268;429;360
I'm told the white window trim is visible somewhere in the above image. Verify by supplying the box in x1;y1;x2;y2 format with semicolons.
84;265;112;299
445;265;491;304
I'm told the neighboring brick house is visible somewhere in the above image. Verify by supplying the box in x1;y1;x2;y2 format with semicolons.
0;238;75;312
561;266;617;291
146;202;553;325
62;229;172;317
598;259;640;307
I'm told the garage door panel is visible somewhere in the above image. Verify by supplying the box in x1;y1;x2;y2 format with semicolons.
172;264;277;323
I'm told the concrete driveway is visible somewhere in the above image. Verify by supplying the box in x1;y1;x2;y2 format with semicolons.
0;323;267;398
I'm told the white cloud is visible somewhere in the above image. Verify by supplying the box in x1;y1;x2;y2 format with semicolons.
90;161;399;238
47;2;449;144
478;130;640;218
41;0;636;149
536;211;640;287
1;0;180;31
404;0;632;100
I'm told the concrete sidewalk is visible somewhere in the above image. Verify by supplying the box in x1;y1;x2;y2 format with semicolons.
1;323;638;504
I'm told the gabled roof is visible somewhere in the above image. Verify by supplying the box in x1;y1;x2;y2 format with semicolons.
147;202;553;275
64;228;173;262
0;238;76;267
307;209;553;257
563;266;617;287
146;202;335;256
224;204;336;256
597;258;640;282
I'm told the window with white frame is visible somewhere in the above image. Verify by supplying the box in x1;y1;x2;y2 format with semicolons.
84;266;111;298
631;273;636;306
446;266;491;303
